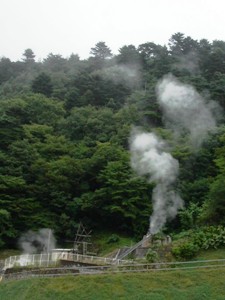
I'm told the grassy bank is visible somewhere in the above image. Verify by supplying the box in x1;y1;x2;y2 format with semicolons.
93;232;135;256
1;268;225;300
0;249;21;260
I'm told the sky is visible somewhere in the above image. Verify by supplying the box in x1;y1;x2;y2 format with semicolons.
1;0;225;61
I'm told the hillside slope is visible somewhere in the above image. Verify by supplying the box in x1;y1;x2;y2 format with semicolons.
1;268;225;300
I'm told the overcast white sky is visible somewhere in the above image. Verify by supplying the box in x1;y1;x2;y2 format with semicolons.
1;0;225;61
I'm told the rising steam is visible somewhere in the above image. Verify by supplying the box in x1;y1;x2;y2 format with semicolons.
130;131;183;234
156;74;219;148
130;73;220;234
19;228;56;254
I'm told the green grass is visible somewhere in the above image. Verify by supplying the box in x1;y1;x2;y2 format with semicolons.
0;241;224;299
0;249;21;260
1;268;225;300
195;248;225;260
46;231;135;257
92;232;135;256
1;246;225;299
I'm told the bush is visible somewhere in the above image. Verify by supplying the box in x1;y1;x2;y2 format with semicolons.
146;249;159;263
107;234;120;244
172;225;225;260
192;226;225;249
172;242;200;260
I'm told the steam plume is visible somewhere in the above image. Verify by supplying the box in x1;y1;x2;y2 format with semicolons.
130;131;183;234
130;73;220;234
156;74;219;148
94;64;141;88
173;51;199;74
19;228;56;254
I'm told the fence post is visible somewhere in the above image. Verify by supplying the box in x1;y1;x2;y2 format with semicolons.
47;253;50;267
40;253;42;267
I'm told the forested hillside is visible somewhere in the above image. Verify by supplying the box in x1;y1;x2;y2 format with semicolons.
1;33;225;249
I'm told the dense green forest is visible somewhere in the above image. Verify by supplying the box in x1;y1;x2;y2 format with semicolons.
1;32;225;249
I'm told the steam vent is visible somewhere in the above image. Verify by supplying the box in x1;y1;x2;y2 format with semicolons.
135;234;172;259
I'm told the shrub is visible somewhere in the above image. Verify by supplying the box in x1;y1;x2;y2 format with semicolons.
146;249;159;263
107;234;120;244
172;225;225;260
192;226;225;249
172;242;200;260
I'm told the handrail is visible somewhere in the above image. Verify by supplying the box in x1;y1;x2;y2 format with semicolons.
3;258;225;281
3;252;132;270
116;239;145;260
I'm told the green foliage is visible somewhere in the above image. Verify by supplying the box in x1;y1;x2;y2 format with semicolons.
172;242;200;260
146;249;159;262
172;226;225;259
90;41;112;60
61;106;116;142
0;58;14;85
22;48;35;63
192;226;225;250
31;72;53;97
43;53;68;73
200;130;225;224
117;44;141;66
178;202;203;230
1;33;225;249
106;234;120;244
25;94;65;126
0;209;16;248
73;142;152;234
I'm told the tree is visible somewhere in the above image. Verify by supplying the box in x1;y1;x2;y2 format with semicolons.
90;41;112;60
31;72;53;97
74;144;152;235
116;45;141;66
0;58;13;85
22;48;35;63
0;100;26;150
204;41;225;79
0;209;16;248
61;106;115;142
168;33;200;76
89;42;113;70
168;32;199;56
209;72;225;109
25;94;65;126
200;131;225;224
138;42;171;77
138;42;168;62
43;53;68;72
198;39;212;74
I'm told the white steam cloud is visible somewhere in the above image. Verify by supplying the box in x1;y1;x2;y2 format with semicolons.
156;74;219;148
94;64;141;88
173;52;199;74
19;228;56;254
130;73;220;234
130;131;183;234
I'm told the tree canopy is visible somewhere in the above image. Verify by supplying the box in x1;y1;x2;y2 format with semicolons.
0;33;225;247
